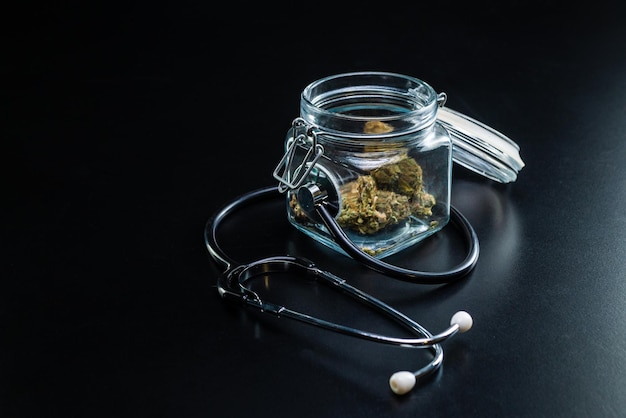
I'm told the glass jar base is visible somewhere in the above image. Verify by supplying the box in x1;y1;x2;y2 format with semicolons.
290;218;447;259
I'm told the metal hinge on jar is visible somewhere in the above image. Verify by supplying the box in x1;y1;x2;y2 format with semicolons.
273;118;325;193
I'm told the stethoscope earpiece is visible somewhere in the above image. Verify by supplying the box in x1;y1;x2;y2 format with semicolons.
389;311;473;396
389;371;417;395
451;310;473;333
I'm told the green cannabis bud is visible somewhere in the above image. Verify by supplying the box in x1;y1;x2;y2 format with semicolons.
337;175;413;235
337;156;436;235
289;155;437;237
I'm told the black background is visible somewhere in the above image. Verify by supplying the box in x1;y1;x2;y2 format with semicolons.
3;2;626;417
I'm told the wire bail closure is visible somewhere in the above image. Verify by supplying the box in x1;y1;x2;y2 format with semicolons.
273;117;325;193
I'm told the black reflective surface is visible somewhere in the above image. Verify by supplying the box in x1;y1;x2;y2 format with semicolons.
4;3;626;417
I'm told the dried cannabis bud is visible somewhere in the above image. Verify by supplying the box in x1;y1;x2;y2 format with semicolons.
336;175;413;235
372;156;436;217
363;120;394;134
289;193;308;222
372;156;423;195
287;144;436;236
337;156;436;234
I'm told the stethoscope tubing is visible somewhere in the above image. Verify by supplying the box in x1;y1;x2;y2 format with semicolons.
205;186;277;271
315;199;479;283
217;255;459;347
206;185;480;285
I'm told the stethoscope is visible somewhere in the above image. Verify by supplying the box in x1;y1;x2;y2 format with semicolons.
204;182;479;395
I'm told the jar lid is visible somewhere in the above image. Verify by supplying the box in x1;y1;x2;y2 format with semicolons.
437;107;525;183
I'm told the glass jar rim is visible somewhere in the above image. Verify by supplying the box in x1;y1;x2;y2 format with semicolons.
300;71;440;136
299;71;525;183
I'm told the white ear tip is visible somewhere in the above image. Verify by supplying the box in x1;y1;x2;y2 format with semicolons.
389;371;416;395
450;311;473;333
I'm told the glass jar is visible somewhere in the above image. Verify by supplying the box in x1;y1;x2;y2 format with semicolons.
274;72;453;259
